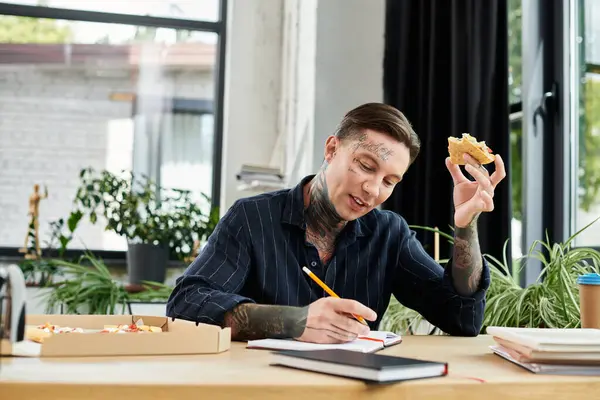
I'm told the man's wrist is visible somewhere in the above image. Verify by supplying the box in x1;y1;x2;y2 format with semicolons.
223;303;308;341
454;212;480;229
451;212;483;296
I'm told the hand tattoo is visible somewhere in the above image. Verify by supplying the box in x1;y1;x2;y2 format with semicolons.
305;162;344;264
223;303;308;341
351;133;394;161
452;214;483;296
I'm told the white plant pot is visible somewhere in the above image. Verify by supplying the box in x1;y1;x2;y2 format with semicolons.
25;287;57;315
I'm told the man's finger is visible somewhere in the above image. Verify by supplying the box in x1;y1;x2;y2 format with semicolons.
463;153;491;177
445;157;468;185
326;329;357;343
299;327;353;344
331;298;377;321
331;313;370;337
480;190;495;212
490;154;506;188
311;318;358;342
465;164;494;196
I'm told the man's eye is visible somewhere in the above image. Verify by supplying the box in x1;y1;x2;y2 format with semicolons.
384;180;394;187
360;162;374;172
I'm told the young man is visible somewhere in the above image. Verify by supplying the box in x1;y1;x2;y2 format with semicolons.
167;103;506;343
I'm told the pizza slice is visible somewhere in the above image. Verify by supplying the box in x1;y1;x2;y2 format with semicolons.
101;323;162;333
26;322;85;343
448;133;495;165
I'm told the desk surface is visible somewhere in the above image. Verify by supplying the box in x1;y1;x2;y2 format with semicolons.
2;335;599;400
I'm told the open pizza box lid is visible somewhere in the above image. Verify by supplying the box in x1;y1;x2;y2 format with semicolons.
7;314;231;357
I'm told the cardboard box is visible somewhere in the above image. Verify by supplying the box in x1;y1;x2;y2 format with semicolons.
16;314;231;357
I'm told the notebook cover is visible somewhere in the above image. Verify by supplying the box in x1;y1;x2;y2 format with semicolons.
486;327;600;349
274;349;447;371
491;345;600;375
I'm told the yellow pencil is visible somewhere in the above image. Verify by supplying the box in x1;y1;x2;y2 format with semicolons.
302;266;368;326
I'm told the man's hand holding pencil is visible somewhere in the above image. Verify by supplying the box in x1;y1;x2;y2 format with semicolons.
295;266;377;344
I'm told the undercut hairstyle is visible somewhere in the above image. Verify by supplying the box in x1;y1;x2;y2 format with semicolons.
334;102;421;164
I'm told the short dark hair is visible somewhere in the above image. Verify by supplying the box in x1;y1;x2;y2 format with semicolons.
334;102;421;163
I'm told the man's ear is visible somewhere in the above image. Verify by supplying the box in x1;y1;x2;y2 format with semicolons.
324;136;340;163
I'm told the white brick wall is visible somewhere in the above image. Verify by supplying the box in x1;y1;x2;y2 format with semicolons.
0;65;213;252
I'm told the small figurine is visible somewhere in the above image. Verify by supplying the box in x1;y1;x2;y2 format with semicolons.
19;184;48;259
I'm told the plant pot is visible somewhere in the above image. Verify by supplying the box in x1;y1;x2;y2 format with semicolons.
126;243;168;285
26;287;57;314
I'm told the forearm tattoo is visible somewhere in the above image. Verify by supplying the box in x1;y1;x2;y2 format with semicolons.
223;303;309;341
452;215;483;296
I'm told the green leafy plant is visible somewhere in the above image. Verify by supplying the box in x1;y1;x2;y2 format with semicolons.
45;254;130;314
18;258;62;287
46;210;83;259
379;296;437;335
483;218;600;330
380;218;600;335
67;167;218;261
17;212;82;287
45;253;173;315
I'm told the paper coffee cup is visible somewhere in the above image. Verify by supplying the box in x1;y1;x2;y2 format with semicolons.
578;273;600;329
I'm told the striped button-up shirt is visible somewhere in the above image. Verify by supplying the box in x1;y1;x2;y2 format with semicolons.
167;175;490;336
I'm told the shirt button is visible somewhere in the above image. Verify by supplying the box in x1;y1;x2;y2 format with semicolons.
311;261;317;267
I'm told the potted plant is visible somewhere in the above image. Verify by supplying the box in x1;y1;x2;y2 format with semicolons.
380;218;600;334
68;167;218;285
45;253;173;315
482;219;600;330
16;258;63;315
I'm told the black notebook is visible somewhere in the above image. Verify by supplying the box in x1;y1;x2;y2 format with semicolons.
271;349;448;383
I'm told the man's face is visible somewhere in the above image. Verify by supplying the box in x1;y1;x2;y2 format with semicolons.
323;129;411;221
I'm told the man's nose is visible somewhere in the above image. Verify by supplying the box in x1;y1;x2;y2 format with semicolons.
361;180;379;199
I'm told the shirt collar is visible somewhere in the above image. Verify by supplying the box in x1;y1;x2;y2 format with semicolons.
281;175;371;238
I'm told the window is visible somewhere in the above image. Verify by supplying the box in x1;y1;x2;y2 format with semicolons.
573;0;600;247
516;0;600;286
508;0;524;259
0;2;226;256
0;0;220;22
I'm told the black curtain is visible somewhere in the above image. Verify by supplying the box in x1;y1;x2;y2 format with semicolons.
382;0;511;265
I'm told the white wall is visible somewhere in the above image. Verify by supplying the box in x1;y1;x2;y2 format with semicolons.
220;0;385;211
220;0;285;212
279;0;318;186
313;0;386;171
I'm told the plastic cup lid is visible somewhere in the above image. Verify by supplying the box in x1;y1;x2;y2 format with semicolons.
577;273;600;285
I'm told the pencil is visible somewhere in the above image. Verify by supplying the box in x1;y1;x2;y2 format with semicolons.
301;266;368;326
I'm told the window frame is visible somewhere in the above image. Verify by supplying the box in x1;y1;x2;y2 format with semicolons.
0;1;228;263
518;0;600;285
514;0;568;285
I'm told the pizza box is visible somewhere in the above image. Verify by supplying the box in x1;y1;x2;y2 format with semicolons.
9;314;231;357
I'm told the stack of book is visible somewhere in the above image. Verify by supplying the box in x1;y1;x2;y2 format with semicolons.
236;164;285;191
486;326;600;375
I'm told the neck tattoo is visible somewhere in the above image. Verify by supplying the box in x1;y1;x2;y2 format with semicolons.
305;163;345;239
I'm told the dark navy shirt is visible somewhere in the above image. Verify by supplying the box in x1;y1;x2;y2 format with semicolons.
167;175;491;336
